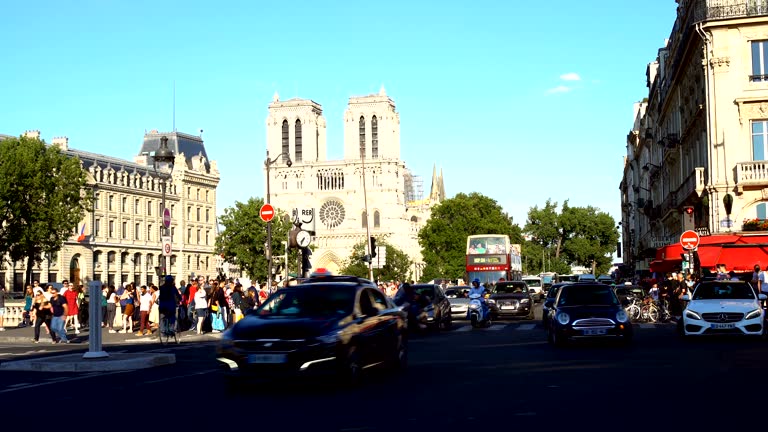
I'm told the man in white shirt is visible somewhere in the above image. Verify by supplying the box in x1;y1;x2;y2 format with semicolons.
753;264;766;294
137;286;153;336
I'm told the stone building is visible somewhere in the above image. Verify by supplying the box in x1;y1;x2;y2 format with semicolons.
265;87;444;280
0;129;228;292
621;0;768;275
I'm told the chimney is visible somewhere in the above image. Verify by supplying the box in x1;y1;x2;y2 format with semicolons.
52;136;69;150
24;130;41;139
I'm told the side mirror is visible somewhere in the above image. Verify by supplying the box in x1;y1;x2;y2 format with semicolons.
544;300;553;309
681;294;690;301
759;294;767;301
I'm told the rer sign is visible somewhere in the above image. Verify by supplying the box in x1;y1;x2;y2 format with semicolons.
680;230;700;250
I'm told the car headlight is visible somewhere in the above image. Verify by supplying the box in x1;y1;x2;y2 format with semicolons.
616;310;628;323
317;330;342;344
745;308;763;320
556;312;570;325
487;299;496;304
685;309;702;320
521;299;530;304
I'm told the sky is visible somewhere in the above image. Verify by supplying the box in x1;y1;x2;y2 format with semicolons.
1;0;679;232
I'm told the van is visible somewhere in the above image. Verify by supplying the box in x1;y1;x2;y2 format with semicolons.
576;274;596;282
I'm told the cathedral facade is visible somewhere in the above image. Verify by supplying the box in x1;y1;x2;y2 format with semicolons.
265;88;444;280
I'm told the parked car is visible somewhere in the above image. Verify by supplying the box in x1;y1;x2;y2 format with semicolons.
445;287;470;320
393;283;453;331
681;280;766;338
546;283;633;347
488;281;534;320
215;273;408;389
542;282;570;328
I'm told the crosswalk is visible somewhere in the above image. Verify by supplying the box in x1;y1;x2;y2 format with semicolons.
449;321;671;333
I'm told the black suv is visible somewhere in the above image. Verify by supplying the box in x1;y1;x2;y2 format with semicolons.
488;281;534;320
216;274;408;389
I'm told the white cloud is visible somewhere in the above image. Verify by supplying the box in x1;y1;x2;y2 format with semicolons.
546;85;572;94
560;72;581;81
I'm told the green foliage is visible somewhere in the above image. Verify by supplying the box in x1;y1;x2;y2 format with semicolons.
215;197;296;282
523;199;618;275
418;193;523;281
338;239;412;283
0;136;92;282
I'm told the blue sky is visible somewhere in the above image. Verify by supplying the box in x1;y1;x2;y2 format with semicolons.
1;0;678;231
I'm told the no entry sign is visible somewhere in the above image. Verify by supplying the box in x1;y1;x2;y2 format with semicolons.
260;203;275;222
680;230;700;250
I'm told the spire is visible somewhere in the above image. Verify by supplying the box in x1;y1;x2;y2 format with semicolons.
430;164;439;201
272;91;280;102
379;84;386;96
439;168;445;201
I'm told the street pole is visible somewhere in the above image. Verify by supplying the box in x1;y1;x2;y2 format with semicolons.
162;176;167;276
153;135;175;280
360;148;374;281
266;149;273;293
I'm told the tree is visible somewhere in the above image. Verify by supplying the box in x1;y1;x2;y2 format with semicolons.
0;135;92;285
215;197;296;283
418;192;523;281
524;199;618;275
338;239;412;283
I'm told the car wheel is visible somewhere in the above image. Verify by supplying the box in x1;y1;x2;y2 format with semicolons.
442;314;452;330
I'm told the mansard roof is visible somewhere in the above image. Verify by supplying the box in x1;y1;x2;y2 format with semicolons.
140;130;210;171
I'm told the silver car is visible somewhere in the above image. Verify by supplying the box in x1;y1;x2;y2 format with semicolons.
445;287;470;320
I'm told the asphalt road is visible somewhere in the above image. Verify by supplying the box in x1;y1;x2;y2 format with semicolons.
0;305;763;430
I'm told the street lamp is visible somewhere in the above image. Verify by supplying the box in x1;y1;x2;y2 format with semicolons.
360;148;374;281
264;150;292;292
154;136;175;279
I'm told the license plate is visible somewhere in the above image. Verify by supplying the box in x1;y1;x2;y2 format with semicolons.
710;323;735;329
501;305;517;310
248;354;287;364
583;328;607;336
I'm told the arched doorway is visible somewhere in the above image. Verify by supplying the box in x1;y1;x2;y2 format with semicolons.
69;255;81;285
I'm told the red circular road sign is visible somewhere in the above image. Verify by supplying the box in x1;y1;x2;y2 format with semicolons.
260;203;275;222
163;208;171;228
680;230;700;250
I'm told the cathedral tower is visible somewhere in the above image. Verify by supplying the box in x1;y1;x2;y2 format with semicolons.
343;85;400;160
266;92;327;163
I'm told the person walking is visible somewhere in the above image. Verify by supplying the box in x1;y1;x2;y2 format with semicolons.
64;283;80;334
119;284;136;334
105;285;118;333
194;282;208;334
32;290;54;343
137;286;152;336
49;287;69;343
0;286;7;331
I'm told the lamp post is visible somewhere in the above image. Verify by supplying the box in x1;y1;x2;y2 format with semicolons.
154;136;175;279
264;150;292;292
360;148;374;281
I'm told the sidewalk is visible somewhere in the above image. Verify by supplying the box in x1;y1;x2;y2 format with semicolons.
0;325;222;372
0;324;222;345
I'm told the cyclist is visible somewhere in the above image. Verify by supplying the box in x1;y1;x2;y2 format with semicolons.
158;275;182;335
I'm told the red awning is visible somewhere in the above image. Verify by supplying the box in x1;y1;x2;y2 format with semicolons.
651;234;768;273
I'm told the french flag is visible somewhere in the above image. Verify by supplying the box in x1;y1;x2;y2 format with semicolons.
77;224;86;242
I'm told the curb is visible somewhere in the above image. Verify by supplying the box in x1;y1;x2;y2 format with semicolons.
0;352;176;372
0;331;223;345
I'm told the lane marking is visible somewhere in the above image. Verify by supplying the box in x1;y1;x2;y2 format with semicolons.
0;370;132;394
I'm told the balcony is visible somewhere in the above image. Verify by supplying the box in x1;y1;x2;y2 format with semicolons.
693;0;768;22
736;160;768;191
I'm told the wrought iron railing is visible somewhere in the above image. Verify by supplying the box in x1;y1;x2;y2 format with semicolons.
693;0;768;22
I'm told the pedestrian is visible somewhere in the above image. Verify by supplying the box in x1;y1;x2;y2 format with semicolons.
64;282;80;334
105;285;118;333
48;287;69;343
32;290;54;343
194;282;208;335
22;285;34;327
0;285;7;331
752;264;766;294
137;285;152;336
119;284;135;333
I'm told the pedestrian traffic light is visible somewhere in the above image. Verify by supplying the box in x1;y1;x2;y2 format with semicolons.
684;206;694;215
370;237;377;258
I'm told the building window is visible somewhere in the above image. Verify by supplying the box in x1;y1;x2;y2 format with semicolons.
109;220;115;238
95;219;101;237
359;116;366;158
197;229;201;244
206;209;210;222
295;119;302;162
94;193;100;210
197;207;201;221
93;251;102;268
206;230;210;245
374;210;380;228
758;203;767;220
147;224;153;241
282;119;289;162
187;206;192;221
122;222;127;239
147;200;152;216
107;251;116;266
752;40;768;82
362;211;367;228
121;197;127;212
171;227;175;242
206;190;210;202
134;199;139;214
188;187;192;198
372;115;378;159
108;195;114;211
196;188;200;200
753;120;768;160
135;223;140;240
187;228;192;243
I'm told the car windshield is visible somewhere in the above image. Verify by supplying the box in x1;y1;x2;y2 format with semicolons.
522;279;541;287
257;285;356;317
394;285;436;304
692;283;756;300
558;286;618;306
445;289;467;298
495;284;527;294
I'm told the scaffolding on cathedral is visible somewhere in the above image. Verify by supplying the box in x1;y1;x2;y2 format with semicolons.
404;171;423;205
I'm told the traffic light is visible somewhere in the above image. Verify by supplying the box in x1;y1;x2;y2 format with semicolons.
370;237;377;258
684;206;694;215
361;254;371;263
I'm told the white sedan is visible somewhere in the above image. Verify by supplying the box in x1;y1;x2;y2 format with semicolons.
681;280;767;338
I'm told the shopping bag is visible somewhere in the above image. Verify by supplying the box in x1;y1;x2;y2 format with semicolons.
212;311;225;331
234;312;244;323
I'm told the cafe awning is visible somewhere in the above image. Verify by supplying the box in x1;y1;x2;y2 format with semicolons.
650;234;768;273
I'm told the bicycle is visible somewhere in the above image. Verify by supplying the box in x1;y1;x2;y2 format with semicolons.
158;308;179;345
624;297;643;322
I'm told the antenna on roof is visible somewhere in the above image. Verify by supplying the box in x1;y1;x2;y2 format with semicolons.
173;80;176;132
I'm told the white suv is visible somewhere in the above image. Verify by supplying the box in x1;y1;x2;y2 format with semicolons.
681;281;766;338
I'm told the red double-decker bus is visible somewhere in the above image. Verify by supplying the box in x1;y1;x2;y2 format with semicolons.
465;234;522;285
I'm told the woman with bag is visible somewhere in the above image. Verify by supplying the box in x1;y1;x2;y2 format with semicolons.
209;283;227;333
230;283;245;324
